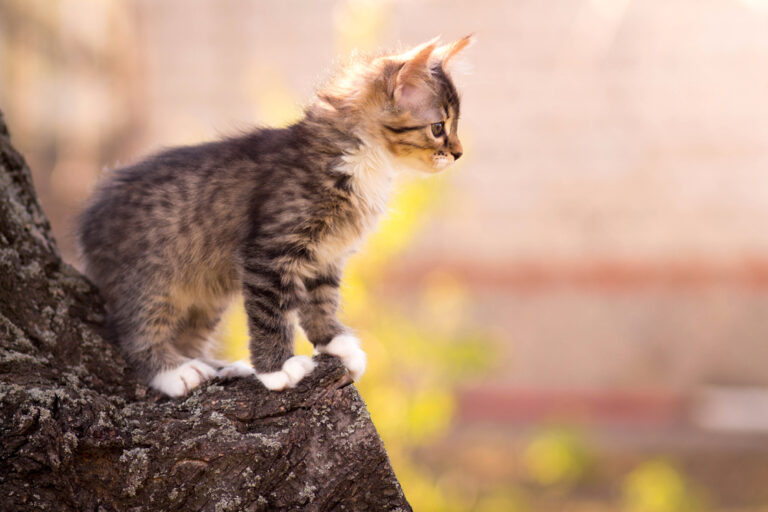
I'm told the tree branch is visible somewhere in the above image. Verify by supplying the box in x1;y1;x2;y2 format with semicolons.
0;110;411;511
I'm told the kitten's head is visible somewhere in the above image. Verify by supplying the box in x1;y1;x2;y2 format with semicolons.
318;36;473;173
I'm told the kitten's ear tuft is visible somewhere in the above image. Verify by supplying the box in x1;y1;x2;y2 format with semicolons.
392;38;439;112
436;34;475;71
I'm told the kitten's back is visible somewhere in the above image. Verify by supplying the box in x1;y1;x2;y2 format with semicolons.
79;138;251;291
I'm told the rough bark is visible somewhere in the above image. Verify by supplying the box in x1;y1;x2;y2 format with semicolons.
0;111;411;511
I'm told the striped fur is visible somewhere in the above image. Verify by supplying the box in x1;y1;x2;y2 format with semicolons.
77;36;470;395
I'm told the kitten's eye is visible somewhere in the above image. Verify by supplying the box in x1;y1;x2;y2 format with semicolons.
431;121;445;138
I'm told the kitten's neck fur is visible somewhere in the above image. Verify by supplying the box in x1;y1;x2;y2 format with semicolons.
300;103;398;217
340;138;396;219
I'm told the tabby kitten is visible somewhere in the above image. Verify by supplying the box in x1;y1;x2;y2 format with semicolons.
78;36;471;397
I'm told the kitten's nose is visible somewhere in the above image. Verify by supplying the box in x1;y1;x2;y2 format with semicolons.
451;151;463;160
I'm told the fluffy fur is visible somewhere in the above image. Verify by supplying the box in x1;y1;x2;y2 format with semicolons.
78;36;471;396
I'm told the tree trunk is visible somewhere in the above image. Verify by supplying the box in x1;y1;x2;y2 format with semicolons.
0;111;411;511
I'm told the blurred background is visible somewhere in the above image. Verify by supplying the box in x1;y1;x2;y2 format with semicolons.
2;0;768;510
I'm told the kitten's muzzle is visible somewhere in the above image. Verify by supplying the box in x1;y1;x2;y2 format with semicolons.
451;151;463;161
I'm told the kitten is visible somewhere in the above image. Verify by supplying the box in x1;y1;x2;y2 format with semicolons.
78;36;471;397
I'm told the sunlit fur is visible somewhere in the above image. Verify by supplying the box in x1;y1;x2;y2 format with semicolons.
78;37;471;396
314;36;470;175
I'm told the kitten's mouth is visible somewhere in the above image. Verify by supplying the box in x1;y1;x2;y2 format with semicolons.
432;154;456;172
396;153;457;174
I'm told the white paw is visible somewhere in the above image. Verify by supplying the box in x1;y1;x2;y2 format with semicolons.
150;359;218;397
256;370;291;391
257;355;317;391
217;360;256;379
282;355;316;386
316;334;366;381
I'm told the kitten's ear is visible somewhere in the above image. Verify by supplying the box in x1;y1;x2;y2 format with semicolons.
435;34;475;71
391;38;438;112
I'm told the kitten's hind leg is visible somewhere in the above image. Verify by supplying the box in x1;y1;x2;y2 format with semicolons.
119;295;218;397
154;301;236;396
177;302;231;372
150;359;218;397
124;329;219;397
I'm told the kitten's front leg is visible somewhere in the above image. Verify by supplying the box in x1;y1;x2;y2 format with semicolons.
299;271;367;381
223;260;315;390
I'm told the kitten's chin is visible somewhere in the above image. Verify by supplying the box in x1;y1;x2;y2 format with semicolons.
397;156;454;175
432;156;456;172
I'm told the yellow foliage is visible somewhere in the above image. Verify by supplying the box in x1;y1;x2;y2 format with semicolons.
474;488;529;512
216;296;249;362
622;460;704;512
524;428;593;486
